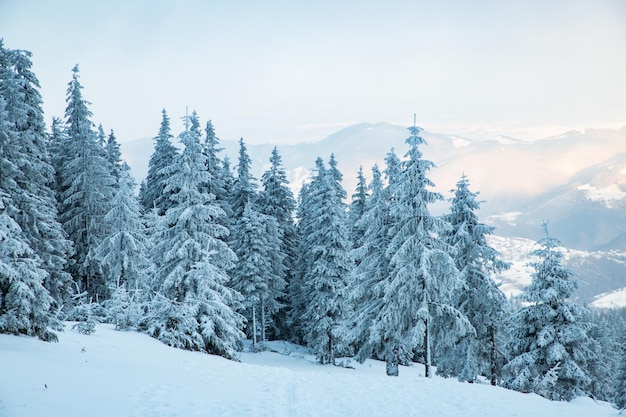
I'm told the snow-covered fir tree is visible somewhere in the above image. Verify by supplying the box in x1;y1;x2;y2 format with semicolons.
287;180;313;343
105;129;122;181
140;109;179;214
371;123;470;377
345;164;392;362
0;43;73;313
201;121;229;205
146;111;244;360
94;163;151;330
615;333;626;410
257;147;297;339
230;202;286;347
503;222;597;401
58;65;116;299
437;174;510;385
587;314;621;402
229;137;257;220
0;191;60;341
347;166;368;255
297;157;352;364
48;116;73;206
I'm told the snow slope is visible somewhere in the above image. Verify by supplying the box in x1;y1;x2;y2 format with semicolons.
0;324;616;417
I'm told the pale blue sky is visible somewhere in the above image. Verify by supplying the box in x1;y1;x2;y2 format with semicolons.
1;0;625;143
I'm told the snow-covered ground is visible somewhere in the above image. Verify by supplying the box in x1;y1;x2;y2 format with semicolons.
592;287;626;309
0;323;617;417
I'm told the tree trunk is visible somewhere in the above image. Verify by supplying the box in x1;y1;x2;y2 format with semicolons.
489;326;497;386
252;303;257;349
386;344;399;376
425;317;432;378
261;299;266;343
328;328;335;365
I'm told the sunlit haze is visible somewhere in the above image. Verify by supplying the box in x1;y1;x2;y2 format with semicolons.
2;0;625;143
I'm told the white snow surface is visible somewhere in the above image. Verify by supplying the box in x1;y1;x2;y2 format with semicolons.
591;287;626;309
578;183;626;206
0;323;616;417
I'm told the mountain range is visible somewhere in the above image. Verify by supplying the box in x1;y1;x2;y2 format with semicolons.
120;122;626;310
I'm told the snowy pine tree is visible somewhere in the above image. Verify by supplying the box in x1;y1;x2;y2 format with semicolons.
140;109;179;214
503;223;597;401
0;43;73;313
230;137;257;220
146;111;244;359
257;147;297;339
347;166;368;254
58;65;116;299
94;163;151;329
0;191;60;341
371;123;470;377
105;129;122;181
297;157;351;364
615;333;626;410
437;174;510;385
345;164;392;363
230;202;286;347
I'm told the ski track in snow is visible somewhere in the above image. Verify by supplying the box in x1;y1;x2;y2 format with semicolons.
0;323;618;417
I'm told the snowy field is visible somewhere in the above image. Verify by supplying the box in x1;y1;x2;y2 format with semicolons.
0;323;617;417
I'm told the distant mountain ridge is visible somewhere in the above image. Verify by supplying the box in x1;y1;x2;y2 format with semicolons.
121;123;626;250
121;122;626;310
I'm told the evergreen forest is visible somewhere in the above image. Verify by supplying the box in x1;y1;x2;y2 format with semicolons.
1;41;625;407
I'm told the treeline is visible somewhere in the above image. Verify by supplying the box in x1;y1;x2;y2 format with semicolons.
1;41;625;407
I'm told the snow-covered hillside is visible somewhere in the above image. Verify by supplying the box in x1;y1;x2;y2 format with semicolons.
0;324;617;417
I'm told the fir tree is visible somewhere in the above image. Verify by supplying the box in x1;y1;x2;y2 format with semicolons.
503;222;597;401
345;164;392;362
0;191;60;341
201;119;233;235
347;166;368;254
615;333;626;410
105;130;122;181
146;111;244;359
298;157;351;364
140;109;179;214
587;314;621;402
230;137;257;220
437;174;510;385
372;123;470;377
0;43;73;312
257;147;297;339
230;202;286;347
94;163;151;329
58;65;115;299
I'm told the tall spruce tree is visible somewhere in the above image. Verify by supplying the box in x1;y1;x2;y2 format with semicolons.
288;180;314;343
503;223;597;401
94;163;151;329
0;191;60;341
140;109;179;214
372;123;470;377
298;157;351;364
0;43;73;312
257;147;297;339
437;174;510;385
105;130;122;181
347;166;368;254
58;65;115;299
146;112;244;359
230;138;257;220
230;202;286;347
345;164;392;362
615;334;626;410
201;120;233;235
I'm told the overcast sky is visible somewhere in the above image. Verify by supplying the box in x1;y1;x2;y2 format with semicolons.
2;0;625;144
